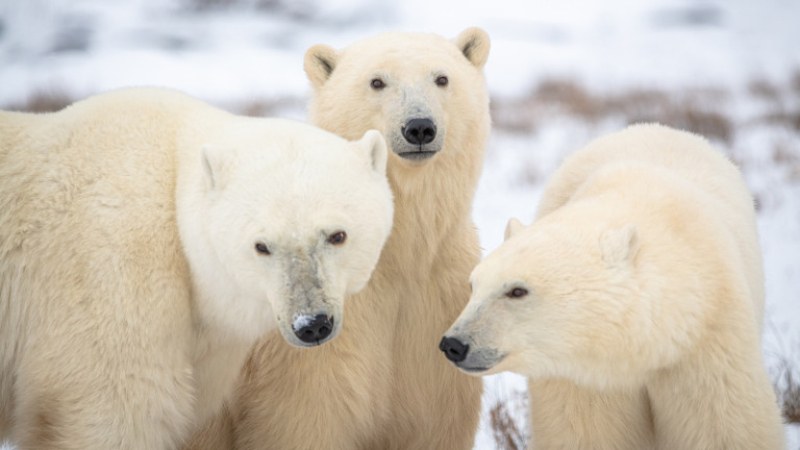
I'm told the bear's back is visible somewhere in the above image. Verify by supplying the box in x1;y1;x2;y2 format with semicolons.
540;123;765;323
0;88;199;312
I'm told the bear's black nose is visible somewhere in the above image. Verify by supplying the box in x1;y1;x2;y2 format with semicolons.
294;314;334;344
402;118;437;145
439;336;469;363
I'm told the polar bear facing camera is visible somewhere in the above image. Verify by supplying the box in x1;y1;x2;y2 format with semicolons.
188;27;491;450
0;87;393;449
442;124;785;449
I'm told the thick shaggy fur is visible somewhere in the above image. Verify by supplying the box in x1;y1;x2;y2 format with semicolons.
187;28;491;450
443;124;785;449
0;88;393;449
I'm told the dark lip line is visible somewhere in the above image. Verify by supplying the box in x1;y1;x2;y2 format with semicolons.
396;150;438;159
459;365;491;373
456;353;507;373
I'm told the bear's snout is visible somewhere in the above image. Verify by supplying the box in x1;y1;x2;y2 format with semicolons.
439;336;469;363
293;314;334;345
402;118;436;146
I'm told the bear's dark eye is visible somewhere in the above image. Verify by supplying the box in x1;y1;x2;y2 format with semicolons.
327;231;347;245
505;287;528;299
254;242;271;255
435;75;449;87
370;78;386;90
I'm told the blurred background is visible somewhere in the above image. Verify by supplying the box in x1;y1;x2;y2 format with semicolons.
1;0;798;448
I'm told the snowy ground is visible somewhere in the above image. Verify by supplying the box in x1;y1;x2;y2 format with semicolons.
2;0;799;448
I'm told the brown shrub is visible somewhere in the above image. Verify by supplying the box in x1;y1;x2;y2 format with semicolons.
490;400;526;450
491;79;733;143
749;78;782;101
782;370;800;424
230;96;305;118
6;90;74;113
773;356;800;424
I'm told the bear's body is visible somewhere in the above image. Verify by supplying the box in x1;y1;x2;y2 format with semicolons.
0;88;393;449
442;124;785;449
188;28;491;450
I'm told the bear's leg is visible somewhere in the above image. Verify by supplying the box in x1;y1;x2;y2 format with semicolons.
12;355;195;449
646;335;785;450
10;311;196;450
527;379;654;450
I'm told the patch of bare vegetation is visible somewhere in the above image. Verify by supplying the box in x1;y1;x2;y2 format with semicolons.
3;91;305;121
781;369;800;424
229;96;305;118
766;320;800;426
750;72;800;131
491;79;733;143
771;356;800;425
490;400;526;450
5;90;75;113
487;391;529;450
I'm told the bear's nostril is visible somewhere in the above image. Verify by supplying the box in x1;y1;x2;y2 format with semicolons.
439;336;469;363
294;314;334;344
402;118;436;145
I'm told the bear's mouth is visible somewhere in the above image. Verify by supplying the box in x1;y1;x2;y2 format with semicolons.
458;364;492;373
454;349;506;374
396;150;438;161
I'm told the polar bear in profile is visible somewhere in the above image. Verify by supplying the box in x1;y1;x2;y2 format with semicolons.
0;87;393;449
442;124;785;449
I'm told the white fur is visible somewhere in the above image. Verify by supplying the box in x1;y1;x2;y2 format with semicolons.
0;88;393;449
187;28;491;450
444;124;785;449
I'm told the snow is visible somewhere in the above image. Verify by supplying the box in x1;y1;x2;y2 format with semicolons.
292;314;314;332
1;0;798;448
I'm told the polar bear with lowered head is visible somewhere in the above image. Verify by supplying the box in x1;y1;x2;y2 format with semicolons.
188;28;491;450
441;124;785;449
0;87;393;449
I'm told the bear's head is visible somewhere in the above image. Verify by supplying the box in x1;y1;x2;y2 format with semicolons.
440;210;667;388
303;28;490;175
179;120;393;348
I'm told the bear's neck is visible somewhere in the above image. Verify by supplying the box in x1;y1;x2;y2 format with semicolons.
191;323;252;424
383;143;484;275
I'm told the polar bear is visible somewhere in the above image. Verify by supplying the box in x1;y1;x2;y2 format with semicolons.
441;124;785;449
186;28;491;450
0;87;393;449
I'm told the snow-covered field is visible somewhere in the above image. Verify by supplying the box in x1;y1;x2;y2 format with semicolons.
2;0;798;448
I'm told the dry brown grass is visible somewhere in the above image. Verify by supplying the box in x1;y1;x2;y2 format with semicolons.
5;90;75;113
781;369;800;424
489;399;526;450
229;96;305;118
2;91;306;120
772;356;800;425
492;79;733;143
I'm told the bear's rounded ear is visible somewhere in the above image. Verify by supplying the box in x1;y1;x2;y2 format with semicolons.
600;224;638;266
354;129;388;174
304;44;339;89
504;217;525;241
454;27;490;69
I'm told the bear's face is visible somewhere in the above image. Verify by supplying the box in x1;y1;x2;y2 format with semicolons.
303;28;490;166
192;124;393;348
441;214;644;387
